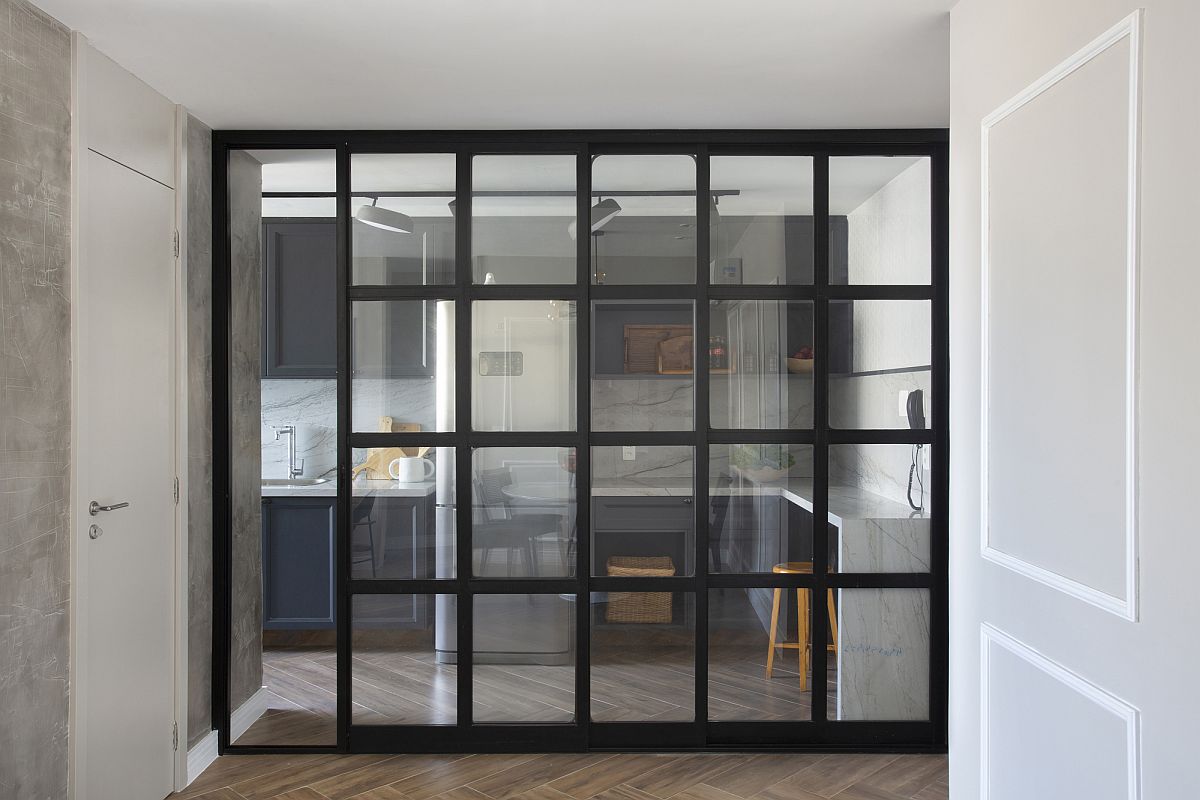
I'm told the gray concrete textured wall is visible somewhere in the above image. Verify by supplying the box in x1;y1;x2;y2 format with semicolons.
185;114;215;747
0;1;72;798
228;149;263;710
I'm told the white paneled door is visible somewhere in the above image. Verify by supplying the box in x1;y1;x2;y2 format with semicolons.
952;1;1200;798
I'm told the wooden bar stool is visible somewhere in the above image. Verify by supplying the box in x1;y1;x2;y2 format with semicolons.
765;561;839;691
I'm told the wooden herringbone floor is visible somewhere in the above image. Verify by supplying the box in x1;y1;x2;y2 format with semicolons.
174;752;948;800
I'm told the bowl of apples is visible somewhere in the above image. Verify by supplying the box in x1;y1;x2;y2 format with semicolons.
786;346;814;374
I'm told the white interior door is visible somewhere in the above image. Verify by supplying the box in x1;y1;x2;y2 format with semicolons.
951;1;1200;797
78;149;177;800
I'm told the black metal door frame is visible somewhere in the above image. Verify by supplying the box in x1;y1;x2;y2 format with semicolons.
212;129;949;755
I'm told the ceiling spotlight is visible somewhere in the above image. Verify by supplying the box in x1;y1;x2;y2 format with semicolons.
355;198;413;233
568;197;623;240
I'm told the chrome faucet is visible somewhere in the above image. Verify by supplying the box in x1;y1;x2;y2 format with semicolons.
273;425;304;478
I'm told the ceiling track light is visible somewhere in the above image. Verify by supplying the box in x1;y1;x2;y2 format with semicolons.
355;197;414;234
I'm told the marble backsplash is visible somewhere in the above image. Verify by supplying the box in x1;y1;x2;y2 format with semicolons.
590;378;694;432
829;368;932;510
263;369;929;508
592;444;693;482
830;368;932;430
830;441;929;511
261;377;437;478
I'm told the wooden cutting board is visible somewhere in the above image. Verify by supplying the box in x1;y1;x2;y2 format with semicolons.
656;334;694;374
624;324;692;374
351;417;428;479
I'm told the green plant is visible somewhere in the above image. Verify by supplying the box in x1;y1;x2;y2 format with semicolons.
731;444;795;471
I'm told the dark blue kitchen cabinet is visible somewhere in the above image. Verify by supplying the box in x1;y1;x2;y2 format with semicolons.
261;219;338;378
261;217;438;379
262;496;336;630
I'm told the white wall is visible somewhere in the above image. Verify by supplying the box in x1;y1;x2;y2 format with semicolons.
950;1;1200;797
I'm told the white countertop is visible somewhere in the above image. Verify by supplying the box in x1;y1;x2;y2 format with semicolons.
261;476;922;524
260;478;435;498
588;476;922;523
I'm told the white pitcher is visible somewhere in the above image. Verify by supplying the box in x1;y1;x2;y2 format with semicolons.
389;456;435;483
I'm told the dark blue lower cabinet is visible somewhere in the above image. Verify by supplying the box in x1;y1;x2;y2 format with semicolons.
262;496;336;630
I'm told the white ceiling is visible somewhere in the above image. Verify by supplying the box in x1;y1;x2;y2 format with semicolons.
39;0;951;130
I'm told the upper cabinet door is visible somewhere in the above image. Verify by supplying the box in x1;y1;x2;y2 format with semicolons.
262;219;338;378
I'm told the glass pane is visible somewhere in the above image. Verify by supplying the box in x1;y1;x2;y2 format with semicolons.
830;589;930;720
473;594;576;722
829;444;931;573
351;446;455;579
472;155;576;284
708;445;814;573
351;300;454;433
710;156;814;285
472;447;576;578
591;592;695;721
591;155;696;285
829;156;931;285
472;300;577;432
828;300;931;429
351;153;456;285
709;300;814;429
257;148;336;218
233;148;338;746
708;587;814;721
591;300;694;432
352;595;456;725
591;446;694;577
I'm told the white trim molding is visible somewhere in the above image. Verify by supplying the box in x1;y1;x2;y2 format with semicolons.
230;688;271;742
980;624;1141;800
979;10;1142;621
185;730;218;787
172;101;192;794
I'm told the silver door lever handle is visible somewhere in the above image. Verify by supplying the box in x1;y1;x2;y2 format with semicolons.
89;500;130;516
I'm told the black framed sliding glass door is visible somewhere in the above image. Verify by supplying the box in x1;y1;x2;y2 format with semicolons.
214;130;947;754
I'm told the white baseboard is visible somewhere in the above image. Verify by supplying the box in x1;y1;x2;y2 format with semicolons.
230;687;270;742
186;729;219;786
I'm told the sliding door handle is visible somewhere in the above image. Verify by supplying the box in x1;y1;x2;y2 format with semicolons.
89;500;130;516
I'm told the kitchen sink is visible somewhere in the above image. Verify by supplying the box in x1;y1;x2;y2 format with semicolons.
261;477;330;487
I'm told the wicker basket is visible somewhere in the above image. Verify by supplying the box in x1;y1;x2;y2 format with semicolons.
605;556;676;623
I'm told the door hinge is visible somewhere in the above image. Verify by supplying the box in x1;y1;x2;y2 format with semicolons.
173;229;180;259
174;477;180;505
173;721;178;751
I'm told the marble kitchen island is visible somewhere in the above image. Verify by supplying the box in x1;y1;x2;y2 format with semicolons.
588;474;930;722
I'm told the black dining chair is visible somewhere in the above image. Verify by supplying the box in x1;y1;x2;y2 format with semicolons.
350;494;378;578
473;467;565;577
709;473;733;573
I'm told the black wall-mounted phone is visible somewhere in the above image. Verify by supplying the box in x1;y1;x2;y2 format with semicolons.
906;389;925;430
906;389;925;510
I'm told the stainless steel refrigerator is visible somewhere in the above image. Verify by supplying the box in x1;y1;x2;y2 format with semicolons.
434;300;574;664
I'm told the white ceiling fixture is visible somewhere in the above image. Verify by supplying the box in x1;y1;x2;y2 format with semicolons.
355;198;414;233
567;197;622;240
40;0;950;130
